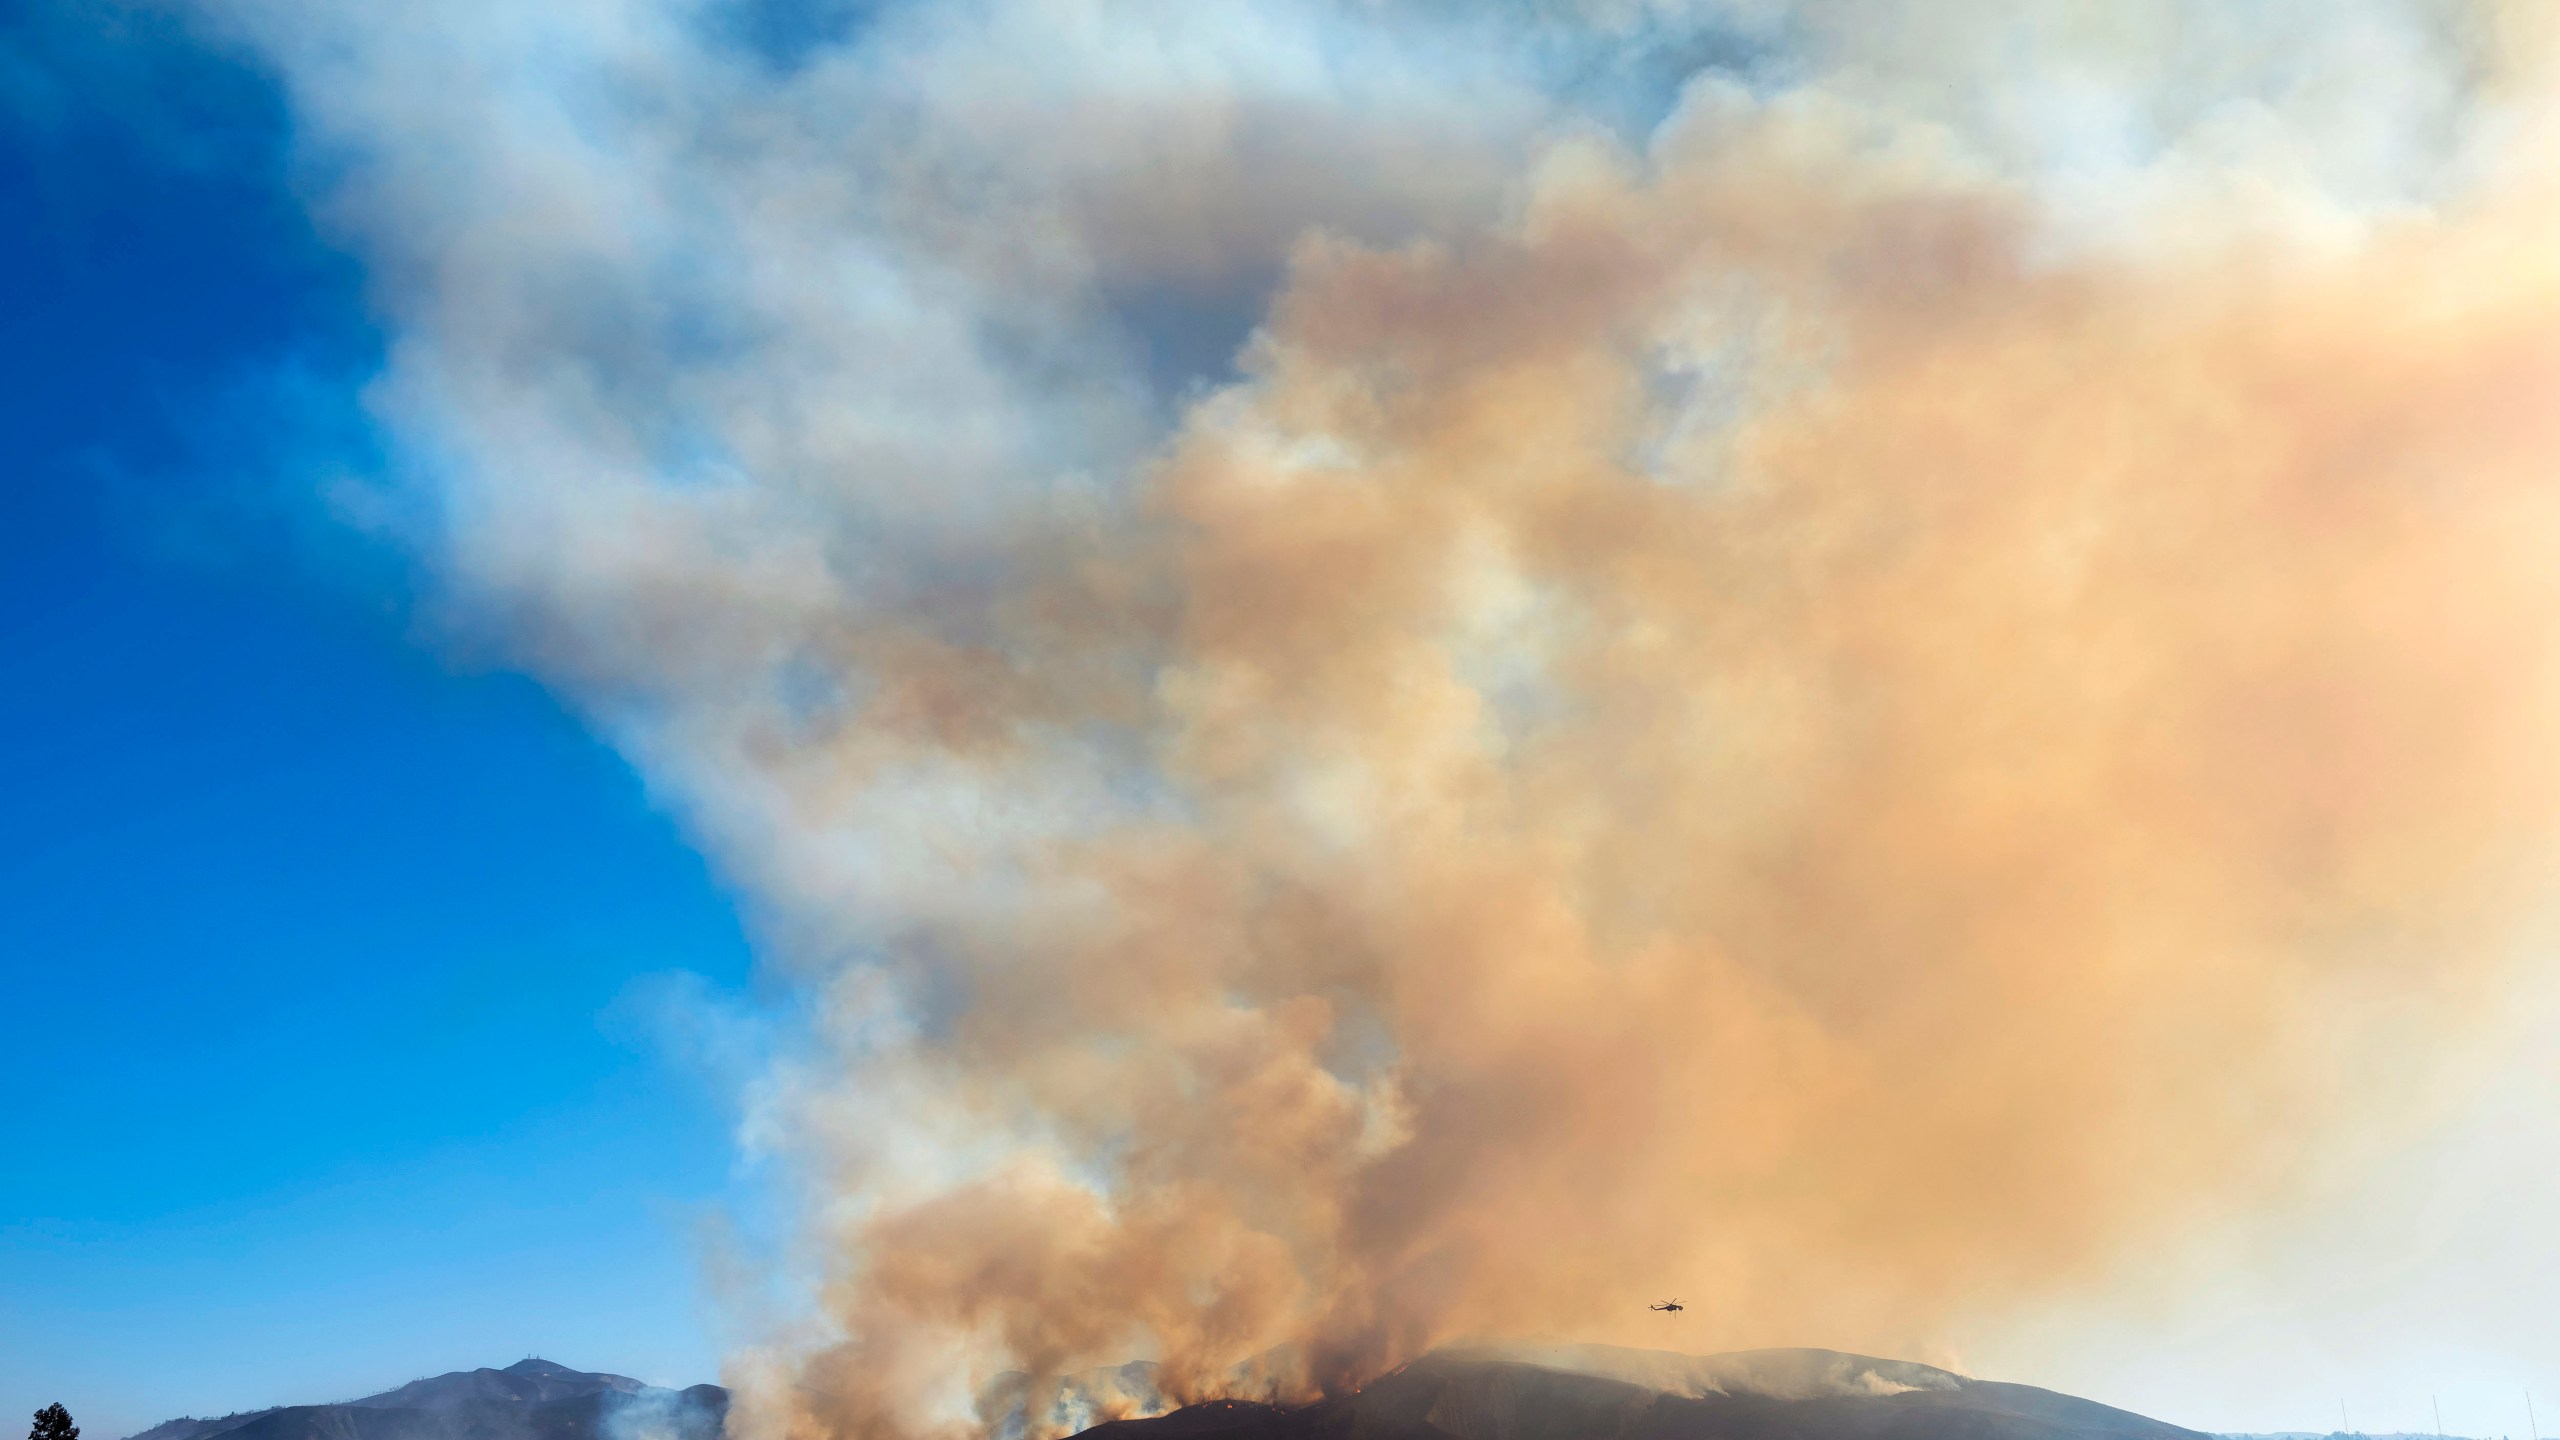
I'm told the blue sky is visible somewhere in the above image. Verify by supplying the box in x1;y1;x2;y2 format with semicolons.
2;9;753;1432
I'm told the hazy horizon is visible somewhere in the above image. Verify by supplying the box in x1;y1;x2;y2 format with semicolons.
70;1347;2555;1440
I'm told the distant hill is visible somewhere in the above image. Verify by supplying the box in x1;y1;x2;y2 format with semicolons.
118;1359;725;1440
347;1358;653;1412
1071;1345;2211;1440
123;1346;2506;1440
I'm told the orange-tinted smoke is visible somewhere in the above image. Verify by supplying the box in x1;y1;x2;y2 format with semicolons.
737;67;2560;1440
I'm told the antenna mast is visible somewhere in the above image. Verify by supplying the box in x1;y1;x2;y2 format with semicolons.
2434;1396;2444;1440
2527;1391;2537;1440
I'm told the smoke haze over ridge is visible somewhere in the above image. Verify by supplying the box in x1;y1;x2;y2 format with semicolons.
184;1;2560;1435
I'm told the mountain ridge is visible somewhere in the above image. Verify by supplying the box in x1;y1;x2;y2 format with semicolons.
125;1345;2499;1440
116;1360;724;1440
1071;1345;2210;1440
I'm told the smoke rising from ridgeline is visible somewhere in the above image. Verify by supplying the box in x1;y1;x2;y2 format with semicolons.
212;0;2560;1435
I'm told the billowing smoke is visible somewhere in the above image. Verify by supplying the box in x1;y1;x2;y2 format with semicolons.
203;0;2560;1435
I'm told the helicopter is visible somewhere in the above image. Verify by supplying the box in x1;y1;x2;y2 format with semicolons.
1649;1300;1684;1313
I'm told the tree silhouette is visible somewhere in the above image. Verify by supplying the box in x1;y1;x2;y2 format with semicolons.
30;1406;78;1440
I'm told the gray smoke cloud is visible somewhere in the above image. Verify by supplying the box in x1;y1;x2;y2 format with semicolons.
192;1;2560;1435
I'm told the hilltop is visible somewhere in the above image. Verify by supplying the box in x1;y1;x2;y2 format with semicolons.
119;1359;724;1440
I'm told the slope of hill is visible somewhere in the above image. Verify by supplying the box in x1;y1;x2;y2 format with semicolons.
349;1358;652;1412
1073;1346;2209;1440
127;1413;283;1440
117;1359;725;1440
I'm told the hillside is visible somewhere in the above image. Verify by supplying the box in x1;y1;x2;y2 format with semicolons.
1072;1346;2208;1440
117;1359;724;1440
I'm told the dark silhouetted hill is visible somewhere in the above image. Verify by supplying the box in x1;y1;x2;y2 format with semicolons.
118;1360;724;1440
1073;1346;2209;1440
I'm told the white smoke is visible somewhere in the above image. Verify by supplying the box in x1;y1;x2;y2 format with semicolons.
187;0;2560;1434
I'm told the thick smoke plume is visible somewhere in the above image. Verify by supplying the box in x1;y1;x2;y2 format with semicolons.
211;1;2560;1436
